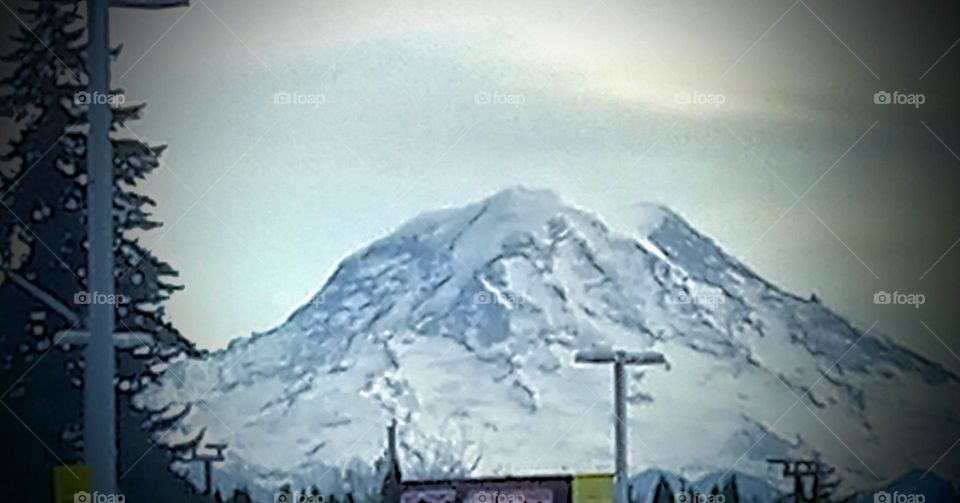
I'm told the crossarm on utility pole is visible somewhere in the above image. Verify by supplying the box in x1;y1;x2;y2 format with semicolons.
55;330;155;349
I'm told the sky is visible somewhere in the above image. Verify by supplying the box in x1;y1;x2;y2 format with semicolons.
91;0;960;369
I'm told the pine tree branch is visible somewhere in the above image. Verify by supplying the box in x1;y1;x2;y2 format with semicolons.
3;268;80;324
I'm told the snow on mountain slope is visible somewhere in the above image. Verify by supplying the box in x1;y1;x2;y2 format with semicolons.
135;187;960;500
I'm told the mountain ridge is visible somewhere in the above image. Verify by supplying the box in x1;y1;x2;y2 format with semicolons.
136;187;960;500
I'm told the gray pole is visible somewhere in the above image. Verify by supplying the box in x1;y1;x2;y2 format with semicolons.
203;459;213;495
84;0;117;494
614;355;628;503
575;348;667;503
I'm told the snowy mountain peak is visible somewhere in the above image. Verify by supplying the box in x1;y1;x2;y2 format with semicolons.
480;186;563;210
136;188;960;501
400;186;566;234
388;187;618;270
619;201;683;234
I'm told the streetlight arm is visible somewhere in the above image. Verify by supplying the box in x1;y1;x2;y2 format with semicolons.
620;351;667;365
575;348;667;366
109;0;189;7
575;348;619;363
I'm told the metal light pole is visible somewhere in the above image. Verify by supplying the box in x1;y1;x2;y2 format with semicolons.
84;0;188;495
575;348;668;503
194;443;229;495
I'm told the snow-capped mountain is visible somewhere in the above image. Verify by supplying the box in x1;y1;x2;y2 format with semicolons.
136;187;959;499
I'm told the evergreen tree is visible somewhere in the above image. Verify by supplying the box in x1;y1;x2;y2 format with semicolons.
377;420;403;503
0;0;199;500
650;475;676;503
720;475;741;503
226;487;253;503
0;3;87;501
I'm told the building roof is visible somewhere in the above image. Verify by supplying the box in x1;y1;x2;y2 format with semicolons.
402;474;574;487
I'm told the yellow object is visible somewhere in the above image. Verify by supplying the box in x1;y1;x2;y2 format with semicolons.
573;473;614;503
52;464;91;503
